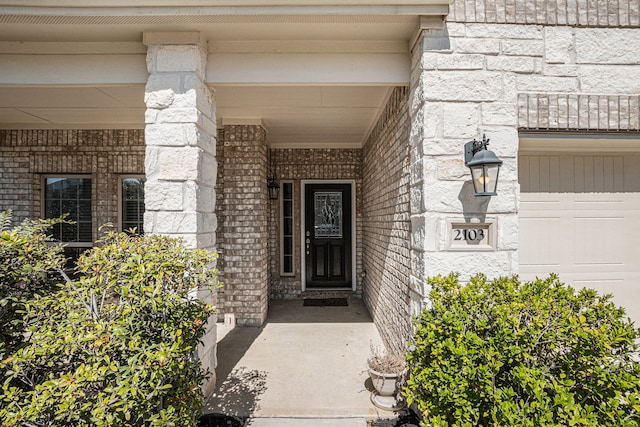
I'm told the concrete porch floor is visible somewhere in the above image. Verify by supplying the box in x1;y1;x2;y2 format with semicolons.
204;299;398;426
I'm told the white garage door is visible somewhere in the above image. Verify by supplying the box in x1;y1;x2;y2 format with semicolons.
519;153;640;324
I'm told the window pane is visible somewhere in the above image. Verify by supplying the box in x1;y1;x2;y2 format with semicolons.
60;200;75;218
78;222;92;242
46;178;62;193
61;222;76;242
46;200;60;218
314;191;343;238
284;236;293;254
283;200;292;217
123;178;143;199
62;179;79;198
122;177;145;235
283;183;293;200
283;256;292;273
78;200;91;221
280;182;294;275
283;219;292;236
44;177;92;244
50;222;62;241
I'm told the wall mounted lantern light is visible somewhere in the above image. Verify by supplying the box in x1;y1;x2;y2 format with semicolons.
464;134;503;196
267;175;280;200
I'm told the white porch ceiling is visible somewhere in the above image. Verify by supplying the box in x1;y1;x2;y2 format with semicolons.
0;84;392;148
0;5;438;147
0;86;146;128
217;86;392;147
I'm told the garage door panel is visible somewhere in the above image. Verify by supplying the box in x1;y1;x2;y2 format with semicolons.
520;200;560;209
573;193;624;204
519;272;631;283
573;155;624;193
575;278;640;323
520;151;640;324
520;191;561;207
520;155;562;192
520;217;564;266
574;217;624;265
602;156;622;191
521;195;625;210
625;157;640;191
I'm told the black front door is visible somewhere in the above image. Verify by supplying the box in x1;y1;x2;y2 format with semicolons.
304;183;352;288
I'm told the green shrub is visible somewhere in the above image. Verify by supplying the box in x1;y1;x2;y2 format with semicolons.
404;274;640;427
0;231;219;426
0;210;65;362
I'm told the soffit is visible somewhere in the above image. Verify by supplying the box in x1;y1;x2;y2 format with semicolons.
0;0;446;6
0;85;392;148
0;15;421;43
217;85;391;148
0;86;145;128
0;3;442;147
0;2;450;42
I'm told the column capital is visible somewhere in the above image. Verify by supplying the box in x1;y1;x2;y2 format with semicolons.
143;31;206;48
144;33;208;78
410;15;449;54
418;14;447;31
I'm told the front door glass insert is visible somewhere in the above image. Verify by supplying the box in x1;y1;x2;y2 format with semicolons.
314;192;343;238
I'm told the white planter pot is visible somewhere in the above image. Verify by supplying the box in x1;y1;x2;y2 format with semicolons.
368;366;401;397
367;363;406;411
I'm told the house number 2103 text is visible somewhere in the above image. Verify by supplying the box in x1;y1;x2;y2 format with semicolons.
447;220;495;251
453;228;486;242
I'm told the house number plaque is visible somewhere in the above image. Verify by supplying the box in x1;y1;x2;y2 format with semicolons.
446;219;496;251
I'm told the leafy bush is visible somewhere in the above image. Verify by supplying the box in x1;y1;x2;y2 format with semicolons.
404;274;640;427
0;231;219;426
0;210;64;362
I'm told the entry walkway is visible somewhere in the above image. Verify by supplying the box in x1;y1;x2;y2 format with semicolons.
204;299;398;426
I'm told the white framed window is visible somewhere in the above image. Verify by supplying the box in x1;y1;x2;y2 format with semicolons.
120;176;145;235
43;176;93;262
280;181;295;276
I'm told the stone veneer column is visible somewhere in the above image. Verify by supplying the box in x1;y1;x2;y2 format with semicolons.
143;32;218;394
219;124;269;327
409;17;520;312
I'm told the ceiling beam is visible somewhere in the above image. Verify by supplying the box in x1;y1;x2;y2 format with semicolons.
0;53;148;85
0;50;410;86
0;3;450;19
208;52;410;85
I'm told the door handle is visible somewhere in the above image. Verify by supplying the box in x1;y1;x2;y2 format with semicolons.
305;237;310;255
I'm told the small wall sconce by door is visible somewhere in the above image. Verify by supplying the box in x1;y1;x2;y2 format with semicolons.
464;134;503;196
267;176;280;200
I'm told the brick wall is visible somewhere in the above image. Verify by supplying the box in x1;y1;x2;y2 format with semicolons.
216;125;269;326
448;0;640;27
518;94;640;131
0;129;144;232
362;87;412;354
214;134;227;311
268;149;363;300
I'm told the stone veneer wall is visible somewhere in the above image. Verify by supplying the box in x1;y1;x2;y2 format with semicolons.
362;87;412;354
215;125;269;326
0;129;144;230
407;2;640;312
268;149;363;300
